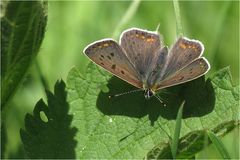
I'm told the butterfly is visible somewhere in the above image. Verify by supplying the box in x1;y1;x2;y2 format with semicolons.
83;28;210;103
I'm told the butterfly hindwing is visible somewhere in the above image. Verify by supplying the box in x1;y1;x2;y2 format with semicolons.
84;39;142;88
154;57;210;90
162;37;204;80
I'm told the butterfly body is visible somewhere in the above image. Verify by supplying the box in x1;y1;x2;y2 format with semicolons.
144;89;155;99
83;28;210;100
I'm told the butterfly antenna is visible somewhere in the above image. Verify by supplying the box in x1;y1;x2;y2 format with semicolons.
109;89;142;98
154;94;167;107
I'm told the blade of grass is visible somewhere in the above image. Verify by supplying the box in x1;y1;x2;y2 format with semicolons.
208;131;231;159
202;130;209;158
171;101;184;159
173;0;183;37
112;0;141;39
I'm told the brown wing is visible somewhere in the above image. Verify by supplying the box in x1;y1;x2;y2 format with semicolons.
120;28;161;81
161;37;204;80
153;57;210;91
83;39;142;88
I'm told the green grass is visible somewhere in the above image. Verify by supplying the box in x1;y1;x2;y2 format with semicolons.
171;101;184;159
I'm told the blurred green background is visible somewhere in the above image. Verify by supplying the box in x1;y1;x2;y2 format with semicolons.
3;1;239;158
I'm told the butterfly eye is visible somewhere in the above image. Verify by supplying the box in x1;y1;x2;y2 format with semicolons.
144;89;154;99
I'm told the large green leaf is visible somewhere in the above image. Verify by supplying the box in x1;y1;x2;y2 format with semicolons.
21;65;239;158
1;1;47;109
67;65;238;158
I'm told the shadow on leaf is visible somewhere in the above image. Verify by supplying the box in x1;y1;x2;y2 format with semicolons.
97;76;215;125
20;80;77;159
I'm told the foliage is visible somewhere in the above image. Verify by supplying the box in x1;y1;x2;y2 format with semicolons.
1;1;47;109
20;80;77;159
20;65;239;158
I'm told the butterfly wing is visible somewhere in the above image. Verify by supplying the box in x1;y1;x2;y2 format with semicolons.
120;28;161;81
161;37;204;80
153;57;210;90
146;46;168;88
83;39;143;88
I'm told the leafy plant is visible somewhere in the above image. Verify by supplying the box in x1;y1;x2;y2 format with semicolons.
1;1;47;109
20;80;77;159
21;64;239;158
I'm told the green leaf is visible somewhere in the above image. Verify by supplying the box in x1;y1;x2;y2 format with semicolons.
1;1;48;109
20;80;77;158
66;64;239;158
21;65;239;158
208;131;231;159
171;102;184;159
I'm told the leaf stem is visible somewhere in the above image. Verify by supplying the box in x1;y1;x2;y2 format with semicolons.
173;0;183;36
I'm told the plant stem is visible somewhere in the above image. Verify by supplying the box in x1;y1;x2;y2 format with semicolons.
173;0;183;36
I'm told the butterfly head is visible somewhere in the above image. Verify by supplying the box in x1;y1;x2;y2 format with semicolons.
144;89;155;100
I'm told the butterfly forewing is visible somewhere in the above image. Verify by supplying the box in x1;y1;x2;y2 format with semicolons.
162;37;204;80
154;57;210;90
84;39;142;88
120;28;161;80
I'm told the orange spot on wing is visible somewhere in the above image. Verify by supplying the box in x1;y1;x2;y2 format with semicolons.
180;43;198;52
180;43;187;49
146;38;155;42
141;35;145;39
103;43;109;47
